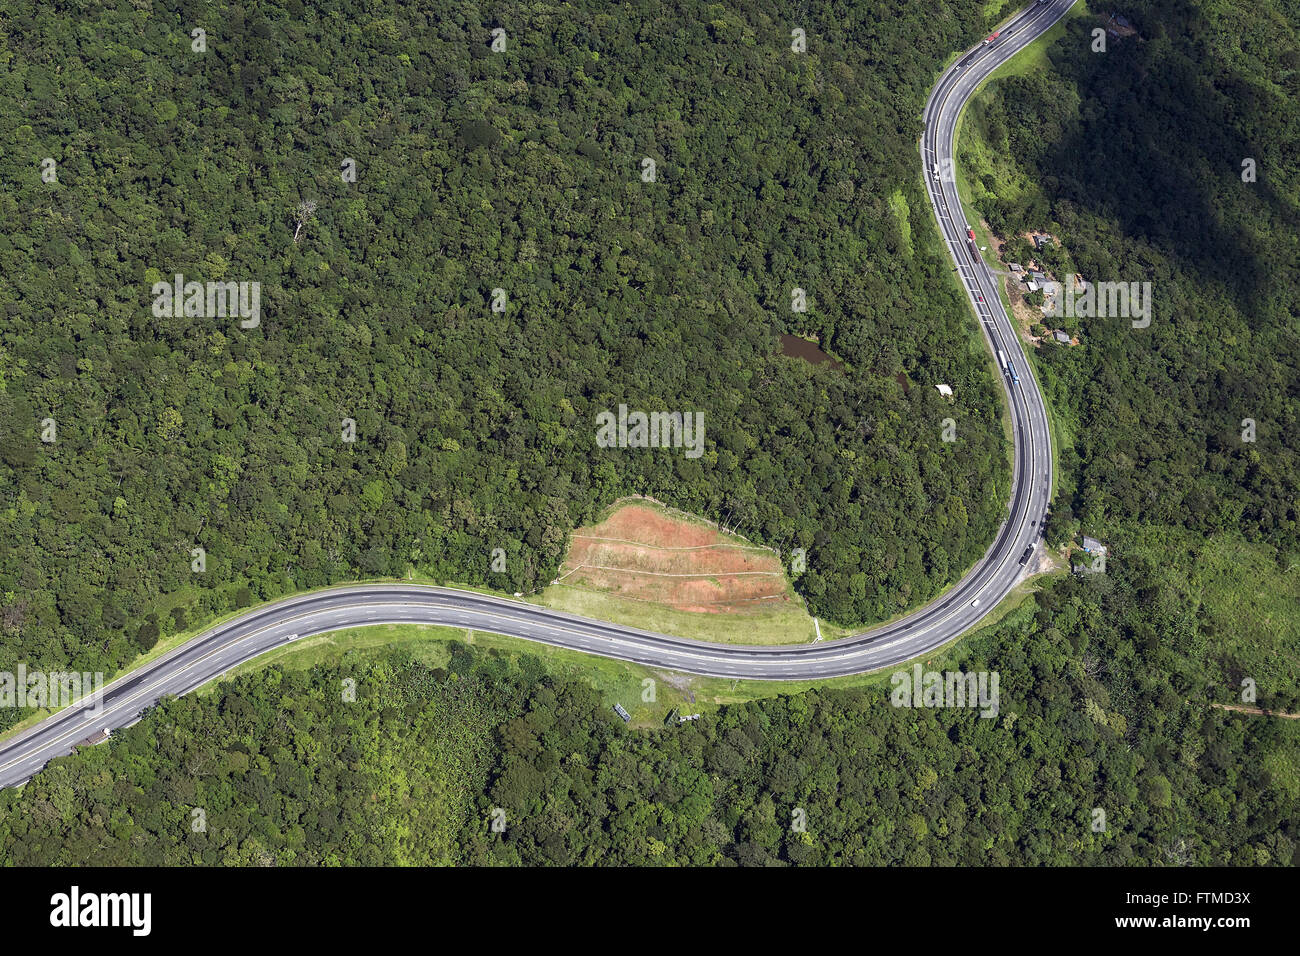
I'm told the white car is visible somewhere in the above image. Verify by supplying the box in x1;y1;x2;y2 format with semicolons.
971;598;980;607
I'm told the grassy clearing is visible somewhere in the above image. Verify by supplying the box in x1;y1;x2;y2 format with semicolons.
1159;533;1299;696
212;622;464;681
1193;537;1300;683
536;582;841;645
887;187;914;257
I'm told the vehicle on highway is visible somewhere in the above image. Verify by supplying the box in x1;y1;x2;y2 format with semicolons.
977;293;985;303
971;599;980;607
967;228;976;240
983;31;1001;44
995;347;1021;385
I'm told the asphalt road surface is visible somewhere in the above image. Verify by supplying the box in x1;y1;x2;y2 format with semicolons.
0;3;1071;789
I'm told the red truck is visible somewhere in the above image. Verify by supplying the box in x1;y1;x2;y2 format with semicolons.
983;31;1001;44
967;228;977;240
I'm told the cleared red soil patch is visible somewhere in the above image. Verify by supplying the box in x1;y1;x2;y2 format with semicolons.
558;504;791;614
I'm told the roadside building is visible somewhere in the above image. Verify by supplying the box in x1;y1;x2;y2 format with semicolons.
1105;13;1137;38
1074;537;1107;575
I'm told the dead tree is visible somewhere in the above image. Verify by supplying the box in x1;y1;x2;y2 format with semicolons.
292;199;318;243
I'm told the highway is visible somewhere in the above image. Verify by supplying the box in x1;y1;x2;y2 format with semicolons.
0;3;1069;789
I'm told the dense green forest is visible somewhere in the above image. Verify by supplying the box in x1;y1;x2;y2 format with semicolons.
0;0;1016;718
2;555;1296;865
960;0;1299;557
0;0;1297;869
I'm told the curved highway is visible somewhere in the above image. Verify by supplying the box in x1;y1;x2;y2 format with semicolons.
0;3;1069;788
